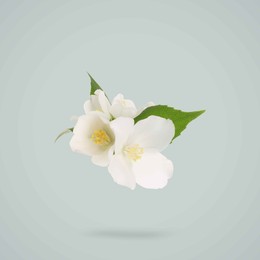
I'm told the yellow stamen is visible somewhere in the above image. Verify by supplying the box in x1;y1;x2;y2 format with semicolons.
91;129;111;145
124;144;144;161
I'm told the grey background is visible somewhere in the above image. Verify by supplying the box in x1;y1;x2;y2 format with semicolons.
0;0;260;259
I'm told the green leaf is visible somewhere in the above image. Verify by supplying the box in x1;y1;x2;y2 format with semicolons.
88;73;103;95
55;128;74;142
134;105;205;142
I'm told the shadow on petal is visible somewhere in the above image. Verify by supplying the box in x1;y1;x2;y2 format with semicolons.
83;227;179;240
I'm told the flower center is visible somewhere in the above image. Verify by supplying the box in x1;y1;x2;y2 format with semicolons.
91;129;111;145
124;144;144;161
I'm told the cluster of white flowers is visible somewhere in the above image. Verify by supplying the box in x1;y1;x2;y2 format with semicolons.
70;90;175;190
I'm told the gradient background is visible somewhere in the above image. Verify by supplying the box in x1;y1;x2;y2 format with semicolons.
0;1;260;259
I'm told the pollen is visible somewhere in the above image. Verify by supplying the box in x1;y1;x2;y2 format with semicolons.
91;129;111;145
124;144;144;161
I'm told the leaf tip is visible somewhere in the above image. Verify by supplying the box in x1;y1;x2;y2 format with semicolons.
87;72;93;80
198;109;206;115
54;135;60;143
54;128;74;143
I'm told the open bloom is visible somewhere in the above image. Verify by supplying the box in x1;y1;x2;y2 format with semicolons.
70;112;114;167
108;116;174;189
84;90;111;119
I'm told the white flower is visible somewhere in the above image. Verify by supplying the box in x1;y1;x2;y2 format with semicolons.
110;94;138;118
70;112;114;167
84;90;155;121
84;90;111;119
108;116;174;190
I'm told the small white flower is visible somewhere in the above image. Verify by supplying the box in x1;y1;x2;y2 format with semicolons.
70;112;114;167
84;90;111;119
108;116;174;190
110;93;138;118
84;90;155;120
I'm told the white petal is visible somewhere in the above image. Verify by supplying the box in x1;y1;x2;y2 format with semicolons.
91;146;114;167
70;113;113;156
70;135;100;156
95;90;111;118
110;117;134;154
128;116;174;151
70;113;100;155
112;93;124;102
90;95;100;110
108;154;136;190
84;100;93;114
110;93;137;118
70;128;107;156
133;152;173;189
73;114;104;137
110;103;137;118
